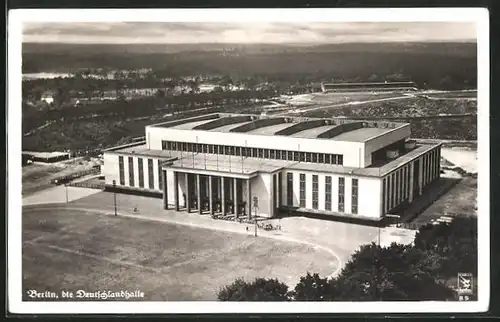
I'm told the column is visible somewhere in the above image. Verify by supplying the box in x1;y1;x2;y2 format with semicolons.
409;162;414;203
418;157;424;196
162;169;168;210
197;174;202;214
221;177;226;215
437;148;441;179
247;179;251;220
233;178;238;217
209;175;214;215
174;172;179;211
185;172;191;212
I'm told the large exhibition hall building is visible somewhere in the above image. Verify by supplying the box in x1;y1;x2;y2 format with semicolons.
103;113;441;222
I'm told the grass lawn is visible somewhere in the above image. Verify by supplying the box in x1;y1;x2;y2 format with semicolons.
22;209;335;301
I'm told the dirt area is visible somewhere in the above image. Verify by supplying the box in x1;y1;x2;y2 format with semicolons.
22;157;102;196
420;177;477;218
440;147;477;173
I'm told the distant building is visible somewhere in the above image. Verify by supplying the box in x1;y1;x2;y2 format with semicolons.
321;81;418;93
40;93;54;105
103;113;441;223
23;151;70;163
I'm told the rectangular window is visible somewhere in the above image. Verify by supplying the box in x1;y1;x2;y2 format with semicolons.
224;146;230;155
278;172;282;206
138;158;144;188
382;178;387;213
312;153;318;163
338;177;345;212
299;173;306;207
235;146;241;156
258;148;264;158
352;178;358;214
197;144;203;153
318;153;324;164
281;150;287;160
312;175;319;209
299;152;306;162
391;173;396;209
293;151;299;161
287;151;293;161
118;156;125;186
162;141;167;150
128;157;135;187
388;174;392;210
208;144;214;154
305;153;312;162
148;159;154;189
172;142;178;151
252;148;258;158
286;173;294;206
264;149;269;158
332;154;337;164
187;143;193;152
338;155;343;166
270;149;276;159
324;154;331;164
158;159;163;190
395;170;399;205
325;176;332;211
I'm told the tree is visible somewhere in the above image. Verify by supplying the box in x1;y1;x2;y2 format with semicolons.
331;243;454;301
292;272;331;301
217;278;291;301
414;216;478;278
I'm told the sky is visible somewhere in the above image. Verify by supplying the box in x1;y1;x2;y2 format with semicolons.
22;22;476;44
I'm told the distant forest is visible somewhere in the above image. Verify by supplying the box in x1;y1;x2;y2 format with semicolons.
22;42;477;90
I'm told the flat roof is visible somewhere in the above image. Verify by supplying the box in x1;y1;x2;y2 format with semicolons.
168;153;294;175
290;125;335;138
330;127;389;142
248;123;294;135
171;119;215;130
106;142;439;178
152;113;407;143
212;121;253;133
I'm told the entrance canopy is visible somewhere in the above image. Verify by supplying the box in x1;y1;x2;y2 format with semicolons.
162;153;294;178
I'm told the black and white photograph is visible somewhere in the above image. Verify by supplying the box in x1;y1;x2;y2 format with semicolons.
7;8;489;314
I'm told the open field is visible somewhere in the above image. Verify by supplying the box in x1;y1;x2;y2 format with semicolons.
22;209;335;301
301;96;477;119
22;158;102;196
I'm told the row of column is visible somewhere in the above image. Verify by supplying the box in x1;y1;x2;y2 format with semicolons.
163;170;252;219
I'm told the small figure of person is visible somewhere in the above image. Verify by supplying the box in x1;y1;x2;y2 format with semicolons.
246;226;249;232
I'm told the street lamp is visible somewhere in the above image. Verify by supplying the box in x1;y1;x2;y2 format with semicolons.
253;196;259;237
112;180;117;216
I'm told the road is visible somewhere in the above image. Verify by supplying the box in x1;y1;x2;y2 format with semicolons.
277;95;413;116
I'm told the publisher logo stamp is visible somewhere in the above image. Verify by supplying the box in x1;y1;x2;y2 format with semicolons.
457;272;473;301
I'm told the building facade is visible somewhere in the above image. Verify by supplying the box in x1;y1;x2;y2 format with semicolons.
103;113;441;222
